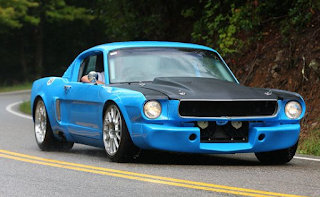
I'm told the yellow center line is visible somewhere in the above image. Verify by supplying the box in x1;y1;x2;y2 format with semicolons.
0;149;308;197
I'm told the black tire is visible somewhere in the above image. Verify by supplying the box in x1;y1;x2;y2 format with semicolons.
255;141;298;165
103;103;139;162
34;99;74;151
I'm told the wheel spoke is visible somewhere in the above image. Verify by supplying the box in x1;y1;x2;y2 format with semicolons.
104;132;110;141
34;101;47;144
114;123;118;131
115;131;121;140
105;136;111;151
107;112;112;123
111;107;114;121
109;140;113;153
112;140;116;153
102;105;125;156
114;112;119;124
104;114;109;125
113;138;119;148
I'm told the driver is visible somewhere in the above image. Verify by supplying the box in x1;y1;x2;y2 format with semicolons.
81;71;105;84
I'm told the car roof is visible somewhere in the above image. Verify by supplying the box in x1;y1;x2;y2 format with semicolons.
63;41;237;83
86;41;217;53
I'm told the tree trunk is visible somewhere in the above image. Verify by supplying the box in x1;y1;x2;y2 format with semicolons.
19;32;28;82
34;21;43;79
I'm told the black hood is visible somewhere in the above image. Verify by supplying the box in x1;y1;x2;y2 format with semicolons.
110;77;300;100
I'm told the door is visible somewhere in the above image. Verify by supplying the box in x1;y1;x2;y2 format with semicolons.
63;53;105;140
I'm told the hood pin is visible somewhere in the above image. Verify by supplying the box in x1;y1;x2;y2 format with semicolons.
179;90;186;96
264;90;272;96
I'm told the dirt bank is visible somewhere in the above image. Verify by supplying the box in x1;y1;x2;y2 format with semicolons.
227;15;320;137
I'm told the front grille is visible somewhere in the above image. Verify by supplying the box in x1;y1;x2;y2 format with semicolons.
179;100;278;117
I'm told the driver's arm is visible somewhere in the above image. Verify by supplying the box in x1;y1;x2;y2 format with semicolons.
81;75;105;84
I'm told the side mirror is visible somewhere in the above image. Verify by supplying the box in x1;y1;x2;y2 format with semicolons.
88;71;98;84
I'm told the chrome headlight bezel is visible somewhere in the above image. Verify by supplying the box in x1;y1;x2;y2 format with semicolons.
143;100;162;119
285;101;302;119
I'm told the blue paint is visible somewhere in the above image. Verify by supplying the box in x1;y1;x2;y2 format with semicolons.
216;120;228;126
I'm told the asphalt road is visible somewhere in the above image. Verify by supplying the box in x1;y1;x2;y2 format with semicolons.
0;91;319;197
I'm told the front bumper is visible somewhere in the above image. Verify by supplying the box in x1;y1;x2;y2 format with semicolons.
131;123;300;153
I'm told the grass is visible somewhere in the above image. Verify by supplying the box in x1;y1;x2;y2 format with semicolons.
0;82;32;93
298;127;320;156
20;101;32;115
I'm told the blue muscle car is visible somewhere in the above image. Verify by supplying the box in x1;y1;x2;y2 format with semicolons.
31;41;305;164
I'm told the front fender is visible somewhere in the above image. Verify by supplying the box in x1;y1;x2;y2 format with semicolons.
99;86;146;138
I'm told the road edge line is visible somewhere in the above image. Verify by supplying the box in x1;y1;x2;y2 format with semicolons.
294;156;320;162
5;101;32;120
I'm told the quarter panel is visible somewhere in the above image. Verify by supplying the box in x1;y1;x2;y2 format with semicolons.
31;77;70;140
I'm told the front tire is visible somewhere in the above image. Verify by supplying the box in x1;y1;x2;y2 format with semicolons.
34;99;73;151
255;141;298;165
103;103;139;162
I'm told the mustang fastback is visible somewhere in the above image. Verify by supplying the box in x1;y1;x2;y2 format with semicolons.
31;41;305;164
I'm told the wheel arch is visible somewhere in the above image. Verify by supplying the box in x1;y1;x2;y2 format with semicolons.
99;87;147;148
32;95;44;121
32;94;53;126
102;99;134;138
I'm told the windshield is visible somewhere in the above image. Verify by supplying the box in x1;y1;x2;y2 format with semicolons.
108;48;237;83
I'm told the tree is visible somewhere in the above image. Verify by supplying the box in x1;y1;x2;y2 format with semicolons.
0;0;38;30
0;0;94;81
27;0;94;78
93;0;200;41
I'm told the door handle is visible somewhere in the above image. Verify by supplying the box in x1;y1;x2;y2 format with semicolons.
64;85;71;92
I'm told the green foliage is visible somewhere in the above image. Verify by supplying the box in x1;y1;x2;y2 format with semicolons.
184;0;319;55
186;1;260;55
0;0;39;30
94;0;187;41
258;0;293;18
0;82;32;92
286;0;317;29
0;0;95;82
257;0;319;36
0;0;319;81
45;0;94;22
20;101;31;115
0;0;94;30
298;127;320;156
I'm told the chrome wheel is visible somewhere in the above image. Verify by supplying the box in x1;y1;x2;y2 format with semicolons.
33;98;74;151
35;100;47;144
103;105;122;156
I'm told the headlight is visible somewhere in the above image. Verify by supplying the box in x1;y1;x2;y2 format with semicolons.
143;101;161;119
285;101;302;119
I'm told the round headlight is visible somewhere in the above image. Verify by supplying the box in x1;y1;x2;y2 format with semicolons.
285;101;302;119
143;101;161;119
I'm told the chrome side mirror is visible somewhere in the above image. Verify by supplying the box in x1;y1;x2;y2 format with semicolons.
88;71;98;84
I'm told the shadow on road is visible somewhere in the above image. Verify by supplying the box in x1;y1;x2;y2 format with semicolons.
134;150;262;166
69;147;264;166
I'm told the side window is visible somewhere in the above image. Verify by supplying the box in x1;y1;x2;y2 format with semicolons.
78;53;104;82
84;56;97;75
77;58;88;82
